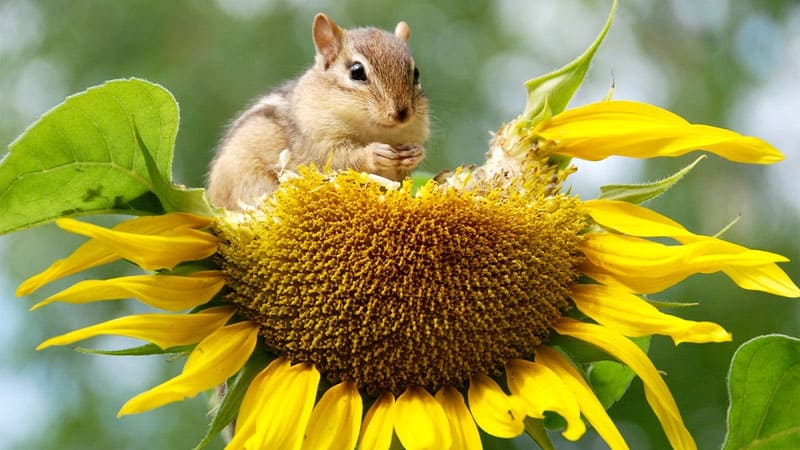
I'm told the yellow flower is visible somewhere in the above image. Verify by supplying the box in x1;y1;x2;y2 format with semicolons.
20;100;798;450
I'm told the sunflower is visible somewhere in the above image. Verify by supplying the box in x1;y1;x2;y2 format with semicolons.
16;94;798;450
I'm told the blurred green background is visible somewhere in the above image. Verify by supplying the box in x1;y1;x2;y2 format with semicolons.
1;0;798;449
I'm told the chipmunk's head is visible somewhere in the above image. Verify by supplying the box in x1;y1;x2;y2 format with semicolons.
308;13;429;144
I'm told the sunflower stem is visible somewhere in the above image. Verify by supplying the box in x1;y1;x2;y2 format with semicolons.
524;417;556;450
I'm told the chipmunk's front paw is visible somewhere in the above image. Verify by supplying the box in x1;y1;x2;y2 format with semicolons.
369;142;424;175
392;144;425;168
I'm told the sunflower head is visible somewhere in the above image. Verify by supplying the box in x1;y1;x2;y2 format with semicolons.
7;4;798;449
216;167;586;395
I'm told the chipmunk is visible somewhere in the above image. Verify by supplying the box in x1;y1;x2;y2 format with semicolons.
207;13;429;210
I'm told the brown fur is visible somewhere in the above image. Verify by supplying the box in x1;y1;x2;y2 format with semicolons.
207;13;429;210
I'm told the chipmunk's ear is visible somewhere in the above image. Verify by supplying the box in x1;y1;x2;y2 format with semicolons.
312;13;346;69
394;21;410;42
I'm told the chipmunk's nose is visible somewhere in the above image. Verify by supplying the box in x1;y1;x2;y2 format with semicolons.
394;106;409;123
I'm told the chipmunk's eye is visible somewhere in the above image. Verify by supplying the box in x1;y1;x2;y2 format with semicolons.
413;67;420;85
349;62;367;82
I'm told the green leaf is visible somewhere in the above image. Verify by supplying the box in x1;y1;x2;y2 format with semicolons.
194;351;271;450
553;334;649;412
723;334;800;450
589;337;649;410
524;417;556;450
599;155;706;203
551;334;614;363
75;343;194;356
0;78;182;234
409;170;435;195
588;361;637;409
522;0;617;122
542;411;567;433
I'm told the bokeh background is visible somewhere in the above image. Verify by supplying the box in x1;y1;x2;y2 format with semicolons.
1;0;798;449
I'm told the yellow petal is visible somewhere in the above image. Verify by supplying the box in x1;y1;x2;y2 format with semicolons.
581;232;790;294
115;212;213;230
505;359;586;441
228;358;320;450
302;381;363;450
467;374;526;438
358;392;396;450
582;199;800;297
16;213;213;296
227;358;285;449
435;386;483;450
16;242;118;297
118;321;258;416
55;217;218;271
535;346;630;450
554;318;697;450
31;270;226;311
583;199;696;238
535;100;784;164
394;386;452;450
571;284;731;345
723;265;800;298
37;306;235;350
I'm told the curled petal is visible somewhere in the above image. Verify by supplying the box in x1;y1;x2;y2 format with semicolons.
118;321;258;416
394;386;452;450
535;100;784;164
535;346;630;450
571;284;731;344
582;199;799;298
581;232;790;294
358;392;396;450
302;381;363;450
228;358;319;450
31;270;226;311
554;318;697;450
505;359;586;441
16;213;213;295
723;265;800;298
37;306;235;350
468;374;526;438
55;217;217;271
435;386;482;450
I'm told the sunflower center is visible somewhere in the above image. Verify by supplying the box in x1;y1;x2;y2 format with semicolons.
215;169;585;394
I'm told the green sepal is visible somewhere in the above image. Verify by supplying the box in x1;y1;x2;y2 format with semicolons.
389;432;405;450
194;349;273;450
0;78;180;234
647;300;699;309
723;334;800;450
598;155;705;203
714;214;741;239
74;343;195;356
134;125;212;216
521;0;617;125
524;417;556;450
